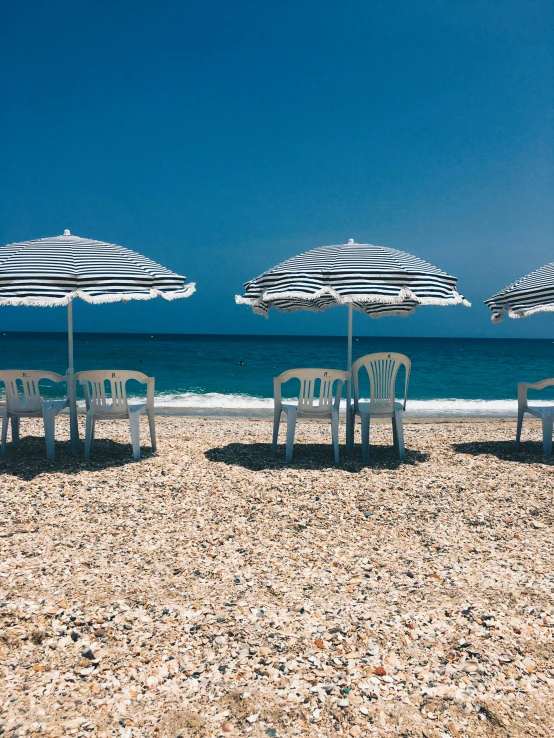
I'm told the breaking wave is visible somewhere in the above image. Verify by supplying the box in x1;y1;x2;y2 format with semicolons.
150;393;539;417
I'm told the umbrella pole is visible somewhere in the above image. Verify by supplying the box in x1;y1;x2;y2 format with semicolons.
68;300;79;454
346;303;353;451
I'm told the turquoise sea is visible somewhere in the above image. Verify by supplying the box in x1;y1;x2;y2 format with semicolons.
2;332;554;416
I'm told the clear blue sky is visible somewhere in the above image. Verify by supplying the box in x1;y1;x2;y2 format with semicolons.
1;0;553;337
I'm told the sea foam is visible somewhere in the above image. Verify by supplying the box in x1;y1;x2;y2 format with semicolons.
150;392;540;417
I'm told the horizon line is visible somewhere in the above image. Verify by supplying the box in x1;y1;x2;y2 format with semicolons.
0;330;549;341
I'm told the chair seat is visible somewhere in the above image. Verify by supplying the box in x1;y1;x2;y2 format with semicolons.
1;408;42;419
526;405;554;418
355;400;404;418
281;403;334;419
43;400;69;414
87;402;146;419
1;399;68;418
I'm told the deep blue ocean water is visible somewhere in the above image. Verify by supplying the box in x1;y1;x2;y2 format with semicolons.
2;332;554;416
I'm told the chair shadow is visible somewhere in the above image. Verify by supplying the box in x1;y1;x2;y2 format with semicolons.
0;436;154;480
205;442;429;472
452;439;554;464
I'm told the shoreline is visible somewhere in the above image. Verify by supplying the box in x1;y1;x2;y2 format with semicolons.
153;407;520;422
62;405;524;421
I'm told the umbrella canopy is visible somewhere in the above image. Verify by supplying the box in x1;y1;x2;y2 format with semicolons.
485;261;554;323
236;239;469;317
0;230;195;305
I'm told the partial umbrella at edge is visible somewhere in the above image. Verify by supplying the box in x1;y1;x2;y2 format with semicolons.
0;231;195;305
485;261;554;323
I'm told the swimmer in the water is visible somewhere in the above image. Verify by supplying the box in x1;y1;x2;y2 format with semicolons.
239;360;244;366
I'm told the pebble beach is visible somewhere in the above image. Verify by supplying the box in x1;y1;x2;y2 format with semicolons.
1;415;553;738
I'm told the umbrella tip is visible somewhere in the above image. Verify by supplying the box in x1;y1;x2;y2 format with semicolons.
63;229;71;235
348;238;355;244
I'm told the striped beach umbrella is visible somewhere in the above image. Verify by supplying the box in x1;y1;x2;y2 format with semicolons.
236;239;470;446
236;240;469;317
0;230;196;450
485;261;554;323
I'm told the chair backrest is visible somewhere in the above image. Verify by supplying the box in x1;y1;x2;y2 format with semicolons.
0;370;66;414
352;352;411;414
75;370;154;414
274;368;350;415
518;378;554;410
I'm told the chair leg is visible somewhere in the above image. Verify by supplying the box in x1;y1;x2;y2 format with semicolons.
347;409;356;452
90;419;95;454
331;410;340;463
148;410;157;451
285;411;297;462
129;413;141;461
395;411;405;460
43;411;56;461
392;417;398;452
542;419;553;456
11;417;20;449
272;410;281;453
84;414;94;461
361;414;370;464
345;407;353;452
515;410;524;449
0;413;8;457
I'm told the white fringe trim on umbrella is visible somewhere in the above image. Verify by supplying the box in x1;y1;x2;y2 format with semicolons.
235;286;470;316
0;283;196;307
490;303;554;322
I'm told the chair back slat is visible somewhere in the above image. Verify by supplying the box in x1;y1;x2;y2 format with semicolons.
275;368;349;415
353;353;411;414
75;370;153;415
0;370;66;414
80;372;129;413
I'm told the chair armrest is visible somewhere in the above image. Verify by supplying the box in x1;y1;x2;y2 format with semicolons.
43;399;69;415
332;372;349;410
146;377;155;409
351;361;361;412
38;371;68;384
403;363;411;411
518;378;554;410
333;380;344;411
128;404;147;414
273;376;282;413
79;381;92;411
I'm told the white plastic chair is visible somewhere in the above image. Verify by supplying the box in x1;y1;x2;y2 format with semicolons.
350;352;411;462
273;368;349;462
0;370;68;460
75;370;156;461
516;379;554;455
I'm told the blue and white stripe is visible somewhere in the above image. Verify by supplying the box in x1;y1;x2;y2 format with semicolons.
0;231;195;306
236;240;469;318
485;261;554;322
